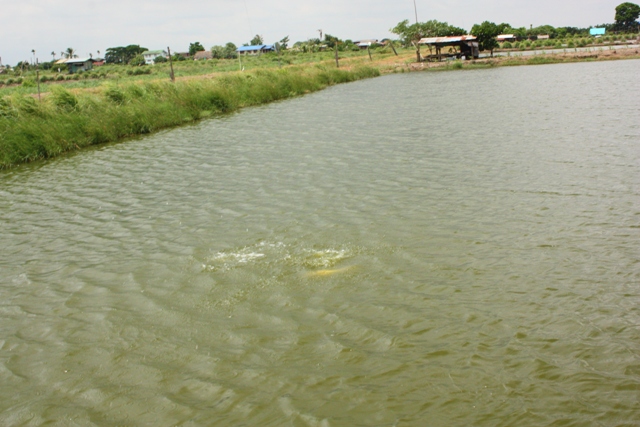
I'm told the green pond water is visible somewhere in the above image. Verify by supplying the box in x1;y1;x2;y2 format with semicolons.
1;60;639;426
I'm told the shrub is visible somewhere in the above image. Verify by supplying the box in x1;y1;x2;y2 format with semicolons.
15;77;23;84
50;86;78;111
16;96;43;116
56;75;65;81
104;85;127;104
21;78;36;87
125;84;146;99
502;41;512;49
0;97;17;118
129;55;145;66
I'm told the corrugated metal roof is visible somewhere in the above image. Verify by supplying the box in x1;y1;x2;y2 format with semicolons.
419;35;477;44
497;34;515;39
64;57;93;64
236;45;275;52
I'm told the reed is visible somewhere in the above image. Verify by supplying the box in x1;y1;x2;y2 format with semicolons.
0;65;379;169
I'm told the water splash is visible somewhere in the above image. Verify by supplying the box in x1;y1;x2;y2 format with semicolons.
202;242;358;273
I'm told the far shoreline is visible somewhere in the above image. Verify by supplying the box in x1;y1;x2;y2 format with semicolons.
2;49;639;170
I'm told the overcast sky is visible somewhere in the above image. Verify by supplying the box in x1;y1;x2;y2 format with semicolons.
1;0;622;65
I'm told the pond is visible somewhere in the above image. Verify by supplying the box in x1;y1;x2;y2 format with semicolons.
1;59;639;426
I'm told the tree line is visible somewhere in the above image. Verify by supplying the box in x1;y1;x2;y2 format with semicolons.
6;2;639;69
391;2;639;53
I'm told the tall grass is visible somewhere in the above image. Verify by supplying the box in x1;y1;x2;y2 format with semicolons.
0;65;379;168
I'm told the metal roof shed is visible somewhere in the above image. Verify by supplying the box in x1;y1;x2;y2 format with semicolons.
64;58;94;73
236;45;276;55
419;36;479;61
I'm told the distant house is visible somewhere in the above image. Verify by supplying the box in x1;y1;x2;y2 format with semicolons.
142;50;168;65
65;58;94;73
194;51;213;60
236;45;276;55
497;34;516;43
590;28;606;36
537;34;550;40
354;39;379;49
92;58;105;67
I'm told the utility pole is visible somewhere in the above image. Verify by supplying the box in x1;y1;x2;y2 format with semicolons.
413;0;421;61
36;59;41;102
167;46;175;82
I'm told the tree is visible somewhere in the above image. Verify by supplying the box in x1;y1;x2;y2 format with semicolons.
615;2;640;30
211;43;238;59
189;42;205;56
249;34;264;45
51;51;56;61
279;36;290;50
211;45;225;59
105;45;147;64
154;56;168;64
324;33;342;48
129;54;145;66
65;47;76;59
224;42;238;58
391;19;466;46
471;21;508;56
530;24;557;38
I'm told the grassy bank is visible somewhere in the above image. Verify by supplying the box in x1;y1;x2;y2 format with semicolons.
0;65;379;169
2;45;638;169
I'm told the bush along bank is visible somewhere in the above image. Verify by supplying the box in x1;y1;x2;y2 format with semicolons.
0;65;379;169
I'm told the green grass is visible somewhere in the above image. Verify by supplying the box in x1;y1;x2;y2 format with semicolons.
0;65;379;169
0;48;400;98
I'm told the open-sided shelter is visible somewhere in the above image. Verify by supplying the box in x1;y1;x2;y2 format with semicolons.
419;36;479;61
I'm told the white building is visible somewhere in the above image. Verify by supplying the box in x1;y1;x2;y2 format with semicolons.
142;50;168;65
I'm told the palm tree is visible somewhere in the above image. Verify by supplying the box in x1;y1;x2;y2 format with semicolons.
51;51;56;61
65;47;76;59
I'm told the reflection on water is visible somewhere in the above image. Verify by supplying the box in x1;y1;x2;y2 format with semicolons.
1;60;639;425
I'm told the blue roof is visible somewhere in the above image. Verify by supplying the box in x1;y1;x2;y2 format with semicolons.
589;28;606;35
237;44;275;52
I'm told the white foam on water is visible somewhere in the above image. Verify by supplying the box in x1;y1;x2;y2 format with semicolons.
202;242;357;273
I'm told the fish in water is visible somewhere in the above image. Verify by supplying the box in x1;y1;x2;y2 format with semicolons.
305;266;356;278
